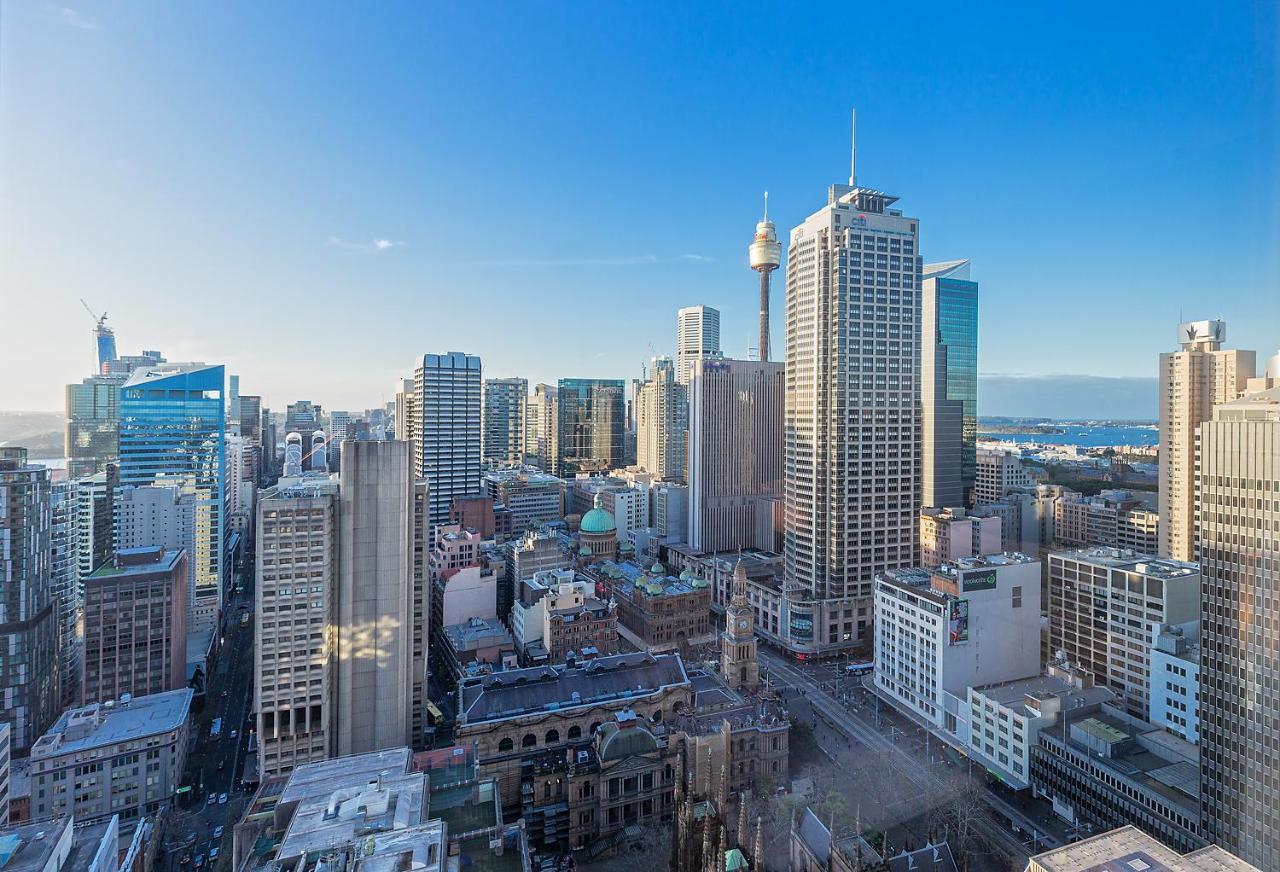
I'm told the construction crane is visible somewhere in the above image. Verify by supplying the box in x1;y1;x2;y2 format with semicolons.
79;298;108;330
80;298;116;374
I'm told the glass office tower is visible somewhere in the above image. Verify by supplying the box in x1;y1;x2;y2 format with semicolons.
119;363;225;627
922;260;978;507
556;378;625;476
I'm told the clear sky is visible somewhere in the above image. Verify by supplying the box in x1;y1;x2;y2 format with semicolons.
2;2;1276;414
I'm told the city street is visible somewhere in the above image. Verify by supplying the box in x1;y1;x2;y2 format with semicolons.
160;562;257;871
761;649;1061;867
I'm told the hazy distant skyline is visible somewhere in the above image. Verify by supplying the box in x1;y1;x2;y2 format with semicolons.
2;3;1276;413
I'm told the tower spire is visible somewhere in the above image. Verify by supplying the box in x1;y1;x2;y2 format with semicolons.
849;108;857;187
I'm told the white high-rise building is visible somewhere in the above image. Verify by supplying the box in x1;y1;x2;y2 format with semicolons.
635;357;688;483
676;304;721;384
1157;320;1254;561
483;377;528;467
782;121;922;656
414;352;482;529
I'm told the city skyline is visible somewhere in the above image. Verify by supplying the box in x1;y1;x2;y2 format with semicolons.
3;3;1277;412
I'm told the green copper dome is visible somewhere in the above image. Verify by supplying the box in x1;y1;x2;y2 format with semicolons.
579;493;616;534
650;560;665;575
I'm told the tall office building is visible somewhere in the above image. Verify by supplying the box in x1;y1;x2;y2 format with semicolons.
82;546;188;704
782;123;922;655
49;481;80;708
0;448;60;752
414;352;482;529
74;465;117;584
687;358;785;553
1158;320;1254;560
1045;547;1200;717
1197;379;1279;869
239;394;263;444
555;378;625;476
65;375;124;479
329;410;352;442
285;400;322;435
256;475;340;777
118;362;226;630
921;260;978;508
635;357;688;483
526;383;557;470
483;377;528;467
114;484;197;614
676;305;721;384
336;440;428;755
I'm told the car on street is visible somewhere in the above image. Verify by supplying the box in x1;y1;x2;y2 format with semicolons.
206;793;216;806
213;825;224;839
230;729;238;739
180;855;191;866
218;792;228;804
210;847;220;860
194;855;205;868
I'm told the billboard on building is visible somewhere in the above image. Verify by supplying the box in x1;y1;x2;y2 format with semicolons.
948;599;970;645
962;570;997;592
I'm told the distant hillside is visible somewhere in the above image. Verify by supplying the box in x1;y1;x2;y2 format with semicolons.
0;411;65;459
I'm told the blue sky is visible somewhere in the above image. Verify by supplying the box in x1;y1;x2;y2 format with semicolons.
2;2;1276;415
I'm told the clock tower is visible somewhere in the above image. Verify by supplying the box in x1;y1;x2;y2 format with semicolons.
720;560;759;690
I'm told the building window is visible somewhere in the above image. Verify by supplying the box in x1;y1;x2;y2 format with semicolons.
498;738;514;752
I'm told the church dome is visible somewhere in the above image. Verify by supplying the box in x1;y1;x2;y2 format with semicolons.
597;717;660;761
579;493;616;534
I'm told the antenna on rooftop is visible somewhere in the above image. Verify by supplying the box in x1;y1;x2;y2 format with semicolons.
849;108;857;187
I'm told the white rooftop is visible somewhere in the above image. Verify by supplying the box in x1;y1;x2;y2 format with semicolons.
30;688;192;759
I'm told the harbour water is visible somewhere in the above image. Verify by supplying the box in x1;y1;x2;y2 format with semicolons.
978;423;1158;448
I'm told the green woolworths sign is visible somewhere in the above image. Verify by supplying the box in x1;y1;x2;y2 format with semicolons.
962;570;998;592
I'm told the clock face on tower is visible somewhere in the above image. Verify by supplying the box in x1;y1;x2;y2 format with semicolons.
737;618;750;631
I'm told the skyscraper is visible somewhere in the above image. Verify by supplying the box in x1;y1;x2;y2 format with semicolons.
49;480;80;708
1196;376;1279;869
0;448;60;752
635;357;688;483
555;378;625;476
256;475;339;777
414;352;482;529
676;304;721;384
687;358;784;553
118;362;226;630
335;439;428;755
526;383;558;470
64;375;124;480
782;121;921;655
921;260;978;508
483;377;528;467
1158;320;1254;560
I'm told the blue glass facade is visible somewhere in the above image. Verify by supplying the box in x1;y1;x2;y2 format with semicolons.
934;276;979;503
119;364;225;609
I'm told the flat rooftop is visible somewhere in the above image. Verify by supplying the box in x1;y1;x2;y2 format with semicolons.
31;688;192;759
1029;825;1258;871
278;773;426;860
279;747;412;806
458;651;689;725
972;673;1114;711
88;546;185;579
1053;547;1199;579
1051;709;1200;814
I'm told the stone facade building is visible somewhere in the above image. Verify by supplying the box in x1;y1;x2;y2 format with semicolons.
585;560;712;651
